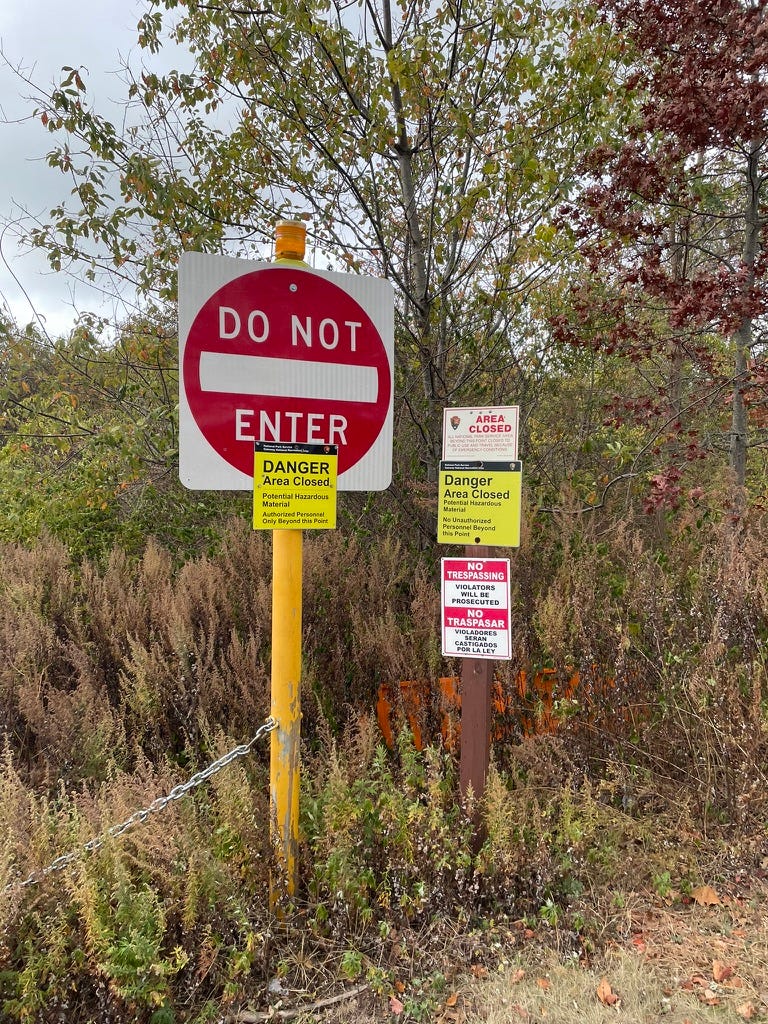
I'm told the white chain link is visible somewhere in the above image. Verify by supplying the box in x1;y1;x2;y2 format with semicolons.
6;717;277;894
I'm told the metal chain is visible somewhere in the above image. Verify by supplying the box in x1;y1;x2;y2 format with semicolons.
6;717;277;894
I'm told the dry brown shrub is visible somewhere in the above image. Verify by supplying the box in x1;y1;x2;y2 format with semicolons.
0;520;447;789
519;507;768;827
2;502;766;840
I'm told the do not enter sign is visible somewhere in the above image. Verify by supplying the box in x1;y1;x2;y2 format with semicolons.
179;251;394;491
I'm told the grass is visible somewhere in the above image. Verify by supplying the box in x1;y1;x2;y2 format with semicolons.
2;515;768;1022
234;876;768;1023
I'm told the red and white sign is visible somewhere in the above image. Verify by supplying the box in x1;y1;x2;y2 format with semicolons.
441;558;511;660
179;251;394;490
442;406;519;462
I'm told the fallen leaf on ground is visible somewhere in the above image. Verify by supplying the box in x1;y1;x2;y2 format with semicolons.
511;969;526;984
682;975;708;989
597;977;620;1006
713;960;734;982
445;992;459;1007
389;995;404;1015
631;933;647;953
736;1002;756;1019
691;884;721;906
536;977;551;991
700;989;720;1006
470;965;488;978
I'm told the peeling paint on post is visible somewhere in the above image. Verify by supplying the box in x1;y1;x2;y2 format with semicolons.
269;222;306;908
270;527;302;907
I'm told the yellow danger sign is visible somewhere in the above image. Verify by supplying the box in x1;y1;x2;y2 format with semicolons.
437;461;522;547
253;442;338;530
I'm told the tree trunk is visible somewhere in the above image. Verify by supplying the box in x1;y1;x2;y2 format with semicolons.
668;216;687;419
730;138;763;495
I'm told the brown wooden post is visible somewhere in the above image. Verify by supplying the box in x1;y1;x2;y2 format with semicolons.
459;544;493;819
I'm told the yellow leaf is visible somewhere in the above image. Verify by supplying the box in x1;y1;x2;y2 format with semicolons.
597;977;619;1005
691;885;721;906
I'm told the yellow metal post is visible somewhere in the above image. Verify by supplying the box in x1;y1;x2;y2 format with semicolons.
270;527;303;903
270;220;308;906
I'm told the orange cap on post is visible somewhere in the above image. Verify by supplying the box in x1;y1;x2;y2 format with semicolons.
275;220;307;261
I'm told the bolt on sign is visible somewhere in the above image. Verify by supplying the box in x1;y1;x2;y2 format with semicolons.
178;251;394;491
437;461;522;547
253;442;338;531
442;406;519;462
442;558;511;659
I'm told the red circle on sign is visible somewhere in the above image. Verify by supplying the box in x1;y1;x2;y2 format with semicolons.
183;267;391;479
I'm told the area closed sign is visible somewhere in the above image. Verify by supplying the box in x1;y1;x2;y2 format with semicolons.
179;252;394;491
253;442;338;531
438;461;522;547
442;406;519;461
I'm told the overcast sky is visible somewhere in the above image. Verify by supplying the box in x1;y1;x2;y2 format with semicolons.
0;0;147;336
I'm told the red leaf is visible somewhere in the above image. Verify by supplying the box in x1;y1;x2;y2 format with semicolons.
713;960;734;983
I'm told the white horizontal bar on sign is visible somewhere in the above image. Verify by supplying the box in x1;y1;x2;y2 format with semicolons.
199;352;378;403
